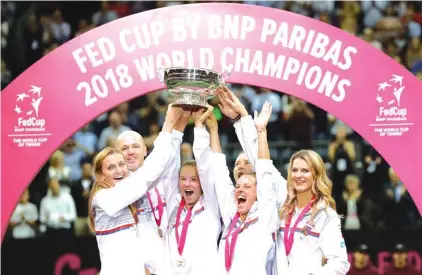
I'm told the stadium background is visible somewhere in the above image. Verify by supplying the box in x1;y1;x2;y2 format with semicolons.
1;1;422;274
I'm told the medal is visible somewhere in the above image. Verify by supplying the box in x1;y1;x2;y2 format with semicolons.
175;199;193;262
176;258;186;268
284;198;315;256
301;222;313;238
146;187;164;226
224;213;257;271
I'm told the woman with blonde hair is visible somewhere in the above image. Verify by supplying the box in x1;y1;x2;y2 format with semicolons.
274;149;350;275
88;106;185;275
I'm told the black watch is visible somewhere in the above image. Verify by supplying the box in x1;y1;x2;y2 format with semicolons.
231;114;241;123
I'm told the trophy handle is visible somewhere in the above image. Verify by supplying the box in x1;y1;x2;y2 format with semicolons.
220;68;231;83
157;68;165;82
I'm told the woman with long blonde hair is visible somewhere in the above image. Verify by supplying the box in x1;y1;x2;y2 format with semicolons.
274;149;350;275
88;106;185;275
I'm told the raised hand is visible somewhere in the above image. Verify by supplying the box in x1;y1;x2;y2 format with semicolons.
205;111;218;133
162;104;184;133
217;86;248;119
254;101;272;132
173;110;191;132
192;105;214;128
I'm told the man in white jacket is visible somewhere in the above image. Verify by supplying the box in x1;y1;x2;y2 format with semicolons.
116;119;186;275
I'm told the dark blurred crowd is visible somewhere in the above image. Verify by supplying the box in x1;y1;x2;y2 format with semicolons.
3;0;421;251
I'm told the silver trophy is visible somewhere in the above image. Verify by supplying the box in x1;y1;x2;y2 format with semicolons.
158;67;231;110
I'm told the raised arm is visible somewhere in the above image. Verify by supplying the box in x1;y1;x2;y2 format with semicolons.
192;106;221;218
161;111;190;219
219;88;288;208
160;129;184;224
217;87;255;166
203;106;236;223
95;106;184;217
211;152;237;225
234;115;258;167
254;102;280;234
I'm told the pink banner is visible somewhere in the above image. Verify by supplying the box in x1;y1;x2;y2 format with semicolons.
1;3;421;241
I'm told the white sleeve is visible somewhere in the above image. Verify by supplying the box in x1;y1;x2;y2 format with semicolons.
235;115;288;208
312;216;351;275
95;131;177;217
156;130;183;232
211;152;236;225
25;204;39;222
192;127;220;218
233;115;258;169
10;206;22;223
159;129;183;181
162;130;184;224
39;199;48;224
269;165;288;210
255;159;281;234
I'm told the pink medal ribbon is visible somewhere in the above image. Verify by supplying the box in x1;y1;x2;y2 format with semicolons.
284;198;315;256
146;187;164;226
224;212;245;271
175;199;193;256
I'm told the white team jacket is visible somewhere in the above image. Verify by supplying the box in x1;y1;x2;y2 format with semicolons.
91;130;180;275
136;184;168;274
135;131;182;274
233;115;350;275
161;127;223;275
233;115;287;273
211;149;280;275
275;202;350;275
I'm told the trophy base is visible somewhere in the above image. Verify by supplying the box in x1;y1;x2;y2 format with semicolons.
171;93;208;111
172;103;206;112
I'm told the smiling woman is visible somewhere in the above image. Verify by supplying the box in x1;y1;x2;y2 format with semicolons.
88;148;136;233
86;105;184;275
205;100;281;275
234;174;257;221
178;160;202;208
233;152;254;180
275;149;350;275
161;106;224;275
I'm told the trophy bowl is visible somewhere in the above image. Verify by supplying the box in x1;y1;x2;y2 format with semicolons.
158;67;231;110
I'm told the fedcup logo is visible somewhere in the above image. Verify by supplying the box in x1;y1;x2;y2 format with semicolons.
15;85;45;127
376;75;407;119
372;74;413;137
9;85;50;148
